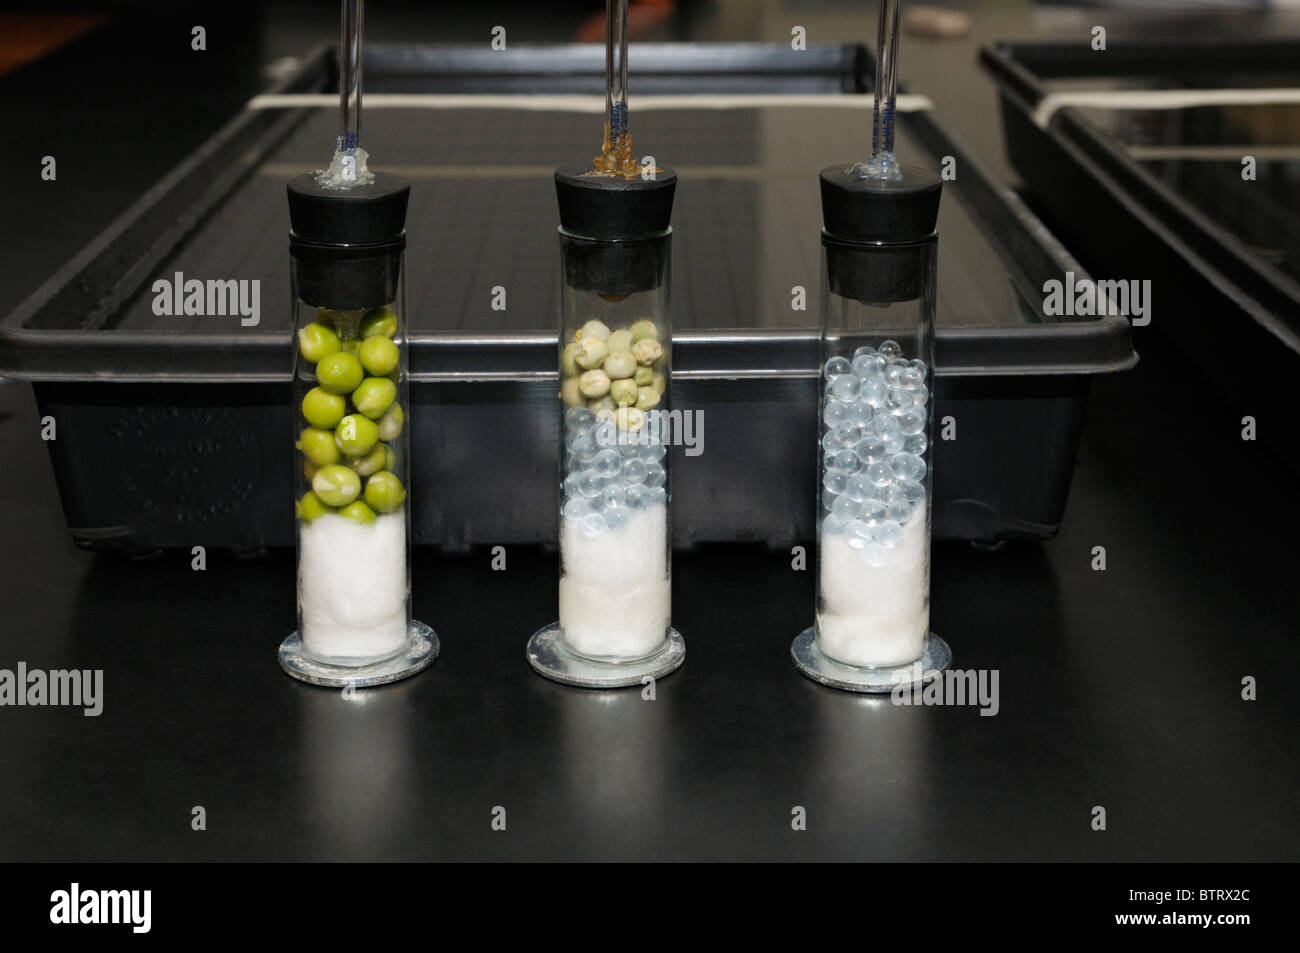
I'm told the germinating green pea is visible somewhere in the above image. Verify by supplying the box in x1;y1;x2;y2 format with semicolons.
349;443;388;477
636;385;661;410
334;414;379;457
578;319;610;341
574;336;608;369
579;369;611;398
604;350;636;380
360;335;400;376
301;386;346;429
633;366;653;387
298;322;341;364
312;464;362;507
630;319;659;342
352;376;397;419
607;329;634;353
299;490;336;523
610;379;638;405
365;470;407;513
338;500;377;525
376;403;404;441
315;351;364;394
361;305;398;338
298;427;340;467
632;338;663;366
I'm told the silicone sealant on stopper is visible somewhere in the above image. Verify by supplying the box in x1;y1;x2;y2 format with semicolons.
317;0;375;190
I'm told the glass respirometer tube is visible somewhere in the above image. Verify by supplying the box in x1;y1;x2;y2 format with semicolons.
527;162;685;688
792;164;950;692
558;232;672;662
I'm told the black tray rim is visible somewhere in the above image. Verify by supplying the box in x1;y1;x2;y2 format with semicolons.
0;42;1138;383
979;39;1300;348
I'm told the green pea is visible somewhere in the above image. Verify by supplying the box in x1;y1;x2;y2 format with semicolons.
365;470;407;513
630;319;659;342
298;322;341;364
604;350;636;380
338;500;377;525
574;337;608;369
376;404;404;441
632;339;663;366
610;379;638;405
299;490;336;523
361;306;398;338
633;366;653;387
616;406;646;432
352;377;397;419
312;464;361;507
578;319;610;341
360;335;400;376
587;395;616;413
579;369;611;398
383;445;397;473
635;385;661;410
561;377;583;408
607;329;634;353
561;341;581;377
652;371;666;394
349;443;388;477
334;414;379;457
342;340;361;358
298;427;340;467
315;351;364;394
301;386;346;429
304;459;318;481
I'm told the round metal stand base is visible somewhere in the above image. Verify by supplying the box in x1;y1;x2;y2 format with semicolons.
279;620;439;688
526;623;685;688
791;628;951;694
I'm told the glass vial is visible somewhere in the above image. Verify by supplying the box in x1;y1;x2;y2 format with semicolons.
792;165;951;692
527;162;685;688
279;172;438;686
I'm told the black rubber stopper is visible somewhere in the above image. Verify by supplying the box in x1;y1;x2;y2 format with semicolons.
820;163;942;303
819;163;941;244
555;161;676;294
287;171;410;310
288;171;410;245
555;161;676;242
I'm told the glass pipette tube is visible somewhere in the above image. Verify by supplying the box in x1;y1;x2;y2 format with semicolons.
861;0;903;180
594;0;635;176
339;0;363;155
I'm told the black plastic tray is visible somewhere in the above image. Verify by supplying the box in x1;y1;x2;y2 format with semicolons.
981;37;1300;473
0;42;1136;554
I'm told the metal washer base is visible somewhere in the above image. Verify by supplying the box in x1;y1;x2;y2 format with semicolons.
527;623;685;689
791;628;951;694
279;620;439;688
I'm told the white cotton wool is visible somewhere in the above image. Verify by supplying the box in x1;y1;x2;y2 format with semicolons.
299;512;408;662
560;504;671;660
817;512;929;667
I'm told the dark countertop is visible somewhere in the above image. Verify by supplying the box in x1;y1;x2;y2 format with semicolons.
1;322;1295;862
0;2;1297;862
